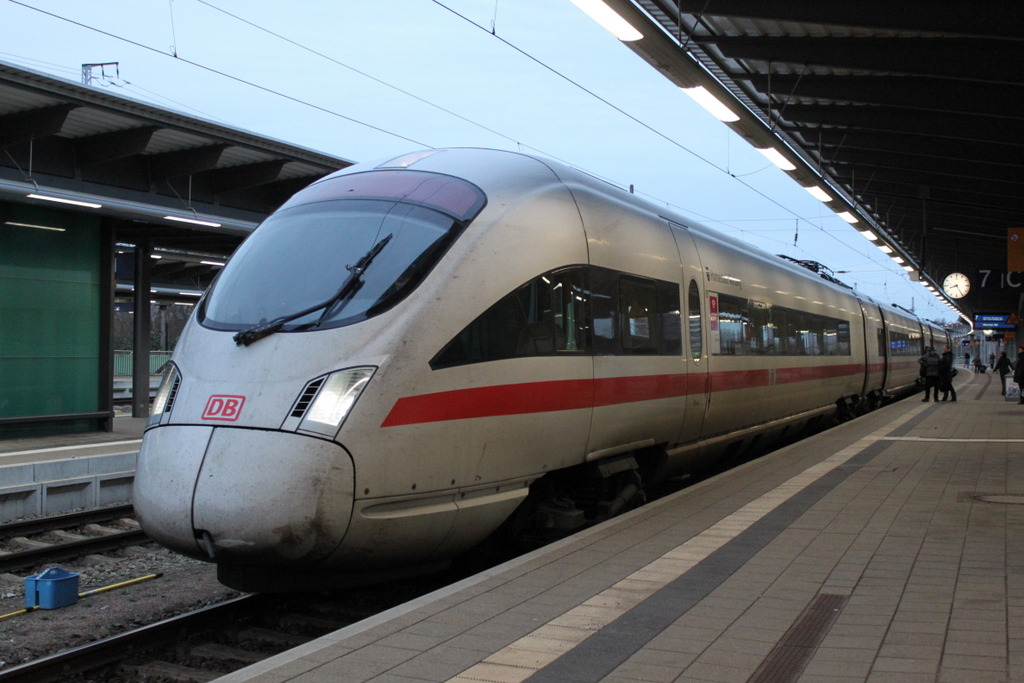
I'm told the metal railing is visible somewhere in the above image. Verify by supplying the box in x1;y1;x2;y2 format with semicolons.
113;351;172;376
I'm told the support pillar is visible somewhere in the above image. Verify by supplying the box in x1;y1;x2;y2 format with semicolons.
132;238;151;418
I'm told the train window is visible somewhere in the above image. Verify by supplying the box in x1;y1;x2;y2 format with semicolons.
658;282;682;356
688;280;702;361
430;267;589;369
277;170;487;223
772;307;788;354
709;293;851;357
717;293;748;355
200;198;473;333
590;266;619;355
620;276;660;353
747;302;771;355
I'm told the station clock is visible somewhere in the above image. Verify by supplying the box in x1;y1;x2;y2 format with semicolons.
942;272;970;299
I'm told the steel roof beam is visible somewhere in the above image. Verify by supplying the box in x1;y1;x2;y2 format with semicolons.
779;105;1017;146
661;1;1024;40
75;126;159;166
148;144;228;182
738;75;1024;119
703;37;1022;85
0;103;77;145
795;130;1024;167
209;160;285;194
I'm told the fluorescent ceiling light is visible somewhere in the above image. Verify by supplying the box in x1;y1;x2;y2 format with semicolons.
858;229;878;241
878;244;892;254
756;147;796;171
27;193;102;209
200;260;226;267
4;220;65;232
837;211;859;224
803;186;832;202
178;291;202;297
150;254;162;259
681;86;739;122
164;215;222;228
902;265;914;272
569;0;643;41
892;256;905;264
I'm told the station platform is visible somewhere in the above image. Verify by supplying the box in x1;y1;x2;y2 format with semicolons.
0;415;146;522
0;415;146;467
216;368;1022;683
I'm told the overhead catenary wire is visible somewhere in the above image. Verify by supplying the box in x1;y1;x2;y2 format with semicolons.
3;0;935;313
195;0;916;286
8;0;433;149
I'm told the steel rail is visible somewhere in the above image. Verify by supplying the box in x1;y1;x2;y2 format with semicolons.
0;594;269;683
0;529;149;573
0;504;135;540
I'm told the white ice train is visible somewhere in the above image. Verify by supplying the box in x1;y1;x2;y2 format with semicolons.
134;148;948;591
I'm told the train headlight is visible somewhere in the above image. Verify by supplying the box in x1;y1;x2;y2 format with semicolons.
148;362;181;427
300;367;376;436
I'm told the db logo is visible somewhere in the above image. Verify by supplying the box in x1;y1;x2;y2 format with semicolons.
202;395;246;421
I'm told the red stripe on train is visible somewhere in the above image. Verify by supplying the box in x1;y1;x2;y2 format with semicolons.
381;363;864;428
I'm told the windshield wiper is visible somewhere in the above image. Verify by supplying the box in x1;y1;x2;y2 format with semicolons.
233;233;394;347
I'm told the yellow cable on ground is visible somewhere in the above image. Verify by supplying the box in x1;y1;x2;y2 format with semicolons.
0;572;163;621
78;572;163;598
0;605;39;621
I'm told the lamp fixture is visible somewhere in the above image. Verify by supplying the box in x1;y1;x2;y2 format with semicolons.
26;193;102;209
837;211;858;224
803;186;832;202
878;244;893;254
681;86;740;122
858;229;878;241
569;0;643;41
4;220;65;232
200;260;226;267
892;256;905;264
164;215;223;228
756;147;796;171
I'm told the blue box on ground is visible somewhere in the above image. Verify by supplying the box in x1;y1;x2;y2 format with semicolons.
25;567;80;609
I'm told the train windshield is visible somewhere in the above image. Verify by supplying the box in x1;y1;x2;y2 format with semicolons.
199;171;486;333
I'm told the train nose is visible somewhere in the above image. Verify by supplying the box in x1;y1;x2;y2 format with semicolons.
134;426;354;565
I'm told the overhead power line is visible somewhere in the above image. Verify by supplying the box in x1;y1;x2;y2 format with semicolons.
8;0;433;148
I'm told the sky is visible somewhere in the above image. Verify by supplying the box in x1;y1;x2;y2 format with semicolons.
0;0;957;323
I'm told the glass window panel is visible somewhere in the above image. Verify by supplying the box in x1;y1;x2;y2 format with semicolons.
620;276;659;353
688;280;702;361
717;294;747;356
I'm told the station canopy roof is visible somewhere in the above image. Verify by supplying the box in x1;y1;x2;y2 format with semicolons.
605;1;1023;324
0;60;352;297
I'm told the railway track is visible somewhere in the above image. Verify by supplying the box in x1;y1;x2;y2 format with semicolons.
0;505;148;573
0;568;463;683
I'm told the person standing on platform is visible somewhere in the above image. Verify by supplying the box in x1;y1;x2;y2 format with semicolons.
965;352;971;369
990;353;996;370
919;346;940;402
938;348;958;402
974;355;986;373
1015;347;1024;405
995;352;1013;395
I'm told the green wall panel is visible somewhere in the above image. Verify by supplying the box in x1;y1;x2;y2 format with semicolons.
0;203;102;419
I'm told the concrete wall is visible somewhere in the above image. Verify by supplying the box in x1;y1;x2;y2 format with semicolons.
0;451;136;522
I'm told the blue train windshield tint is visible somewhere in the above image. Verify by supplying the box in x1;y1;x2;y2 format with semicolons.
278;170;486;223
200;198;466;331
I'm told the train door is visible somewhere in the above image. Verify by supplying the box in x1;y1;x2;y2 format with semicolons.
669;224;709;444
877;307;892;392
859;299;887;394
